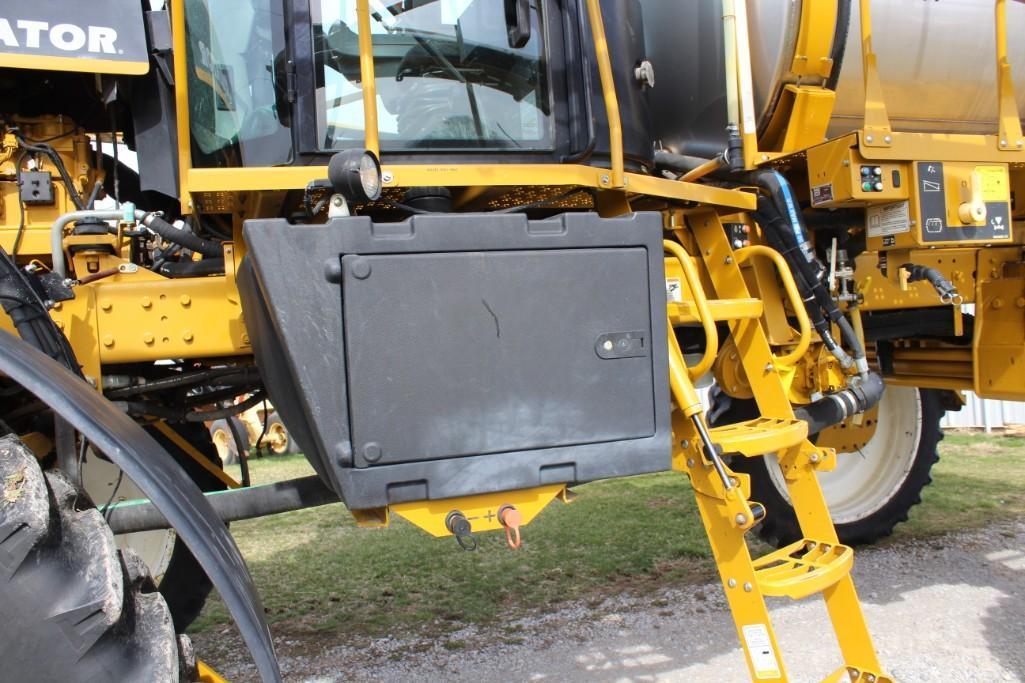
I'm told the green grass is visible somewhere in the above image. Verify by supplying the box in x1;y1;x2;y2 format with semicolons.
190;432;1025;643
898;433;1025;537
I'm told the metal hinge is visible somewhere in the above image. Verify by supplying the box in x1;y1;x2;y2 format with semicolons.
285;61;297;103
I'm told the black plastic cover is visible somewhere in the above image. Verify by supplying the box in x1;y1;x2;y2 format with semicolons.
239;212;670;510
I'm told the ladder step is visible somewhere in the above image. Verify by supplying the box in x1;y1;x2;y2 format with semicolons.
822;665;894;683
753;538;853;600
708;417;808;457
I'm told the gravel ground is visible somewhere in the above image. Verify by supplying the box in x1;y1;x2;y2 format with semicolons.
196;520;1025;682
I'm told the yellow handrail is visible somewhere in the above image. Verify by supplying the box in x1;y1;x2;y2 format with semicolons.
355;0;381;157
583;0;625;188
733;245;811;367
663;240;718;380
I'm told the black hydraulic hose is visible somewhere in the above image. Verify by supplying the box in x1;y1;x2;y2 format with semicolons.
106;475;338;535
142;213;224;258
157;257;226;278
749;173;867;370
901;264;961;304
117;390;266;422
794;372;885;435
105;366;259;399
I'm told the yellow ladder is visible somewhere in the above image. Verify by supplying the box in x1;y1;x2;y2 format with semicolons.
664;213;892;683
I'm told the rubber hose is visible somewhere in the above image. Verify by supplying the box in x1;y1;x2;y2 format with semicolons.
158;258;225;278
143;214;223;258
794;372;885;434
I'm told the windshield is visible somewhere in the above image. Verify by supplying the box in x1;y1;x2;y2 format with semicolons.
313;0;551;151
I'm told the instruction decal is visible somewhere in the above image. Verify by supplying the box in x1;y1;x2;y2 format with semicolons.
917;162;1012;243
742;623;781;679
866;201;910;238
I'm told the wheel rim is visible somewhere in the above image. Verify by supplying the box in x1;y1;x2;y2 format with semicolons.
81;455;176;580
764;386;923;524
267;423;289;454
211;428;234;465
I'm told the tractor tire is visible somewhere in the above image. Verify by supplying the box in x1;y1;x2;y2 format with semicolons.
0;435;193;681
265;411;300;455
209;417;245;465
708;384;943;547
147;422;227;633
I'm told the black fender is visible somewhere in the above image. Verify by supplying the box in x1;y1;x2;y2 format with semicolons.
0;330;281;683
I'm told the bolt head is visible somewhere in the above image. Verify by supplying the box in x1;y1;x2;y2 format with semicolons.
727;578;737;588
351;258;372;279
810;452;820;463
686;458;695;467
866;135;874;143
883;135;892;144
143;332;155;345
735;513;747;525
102;335;114;347
382;171;394;184
180;294;191;306
141;297;152;309
602;340;614;351
743;582;752;592
182;331;194;343
600;174;610;184
363;442;383;462
680;439;690;449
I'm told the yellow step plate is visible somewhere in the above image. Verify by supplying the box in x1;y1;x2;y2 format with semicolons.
821;665;894;683
708;417;808;457
753;538;853;600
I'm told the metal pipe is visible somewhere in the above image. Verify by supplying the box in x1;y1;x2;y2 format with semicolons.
171;0;193;213
722;0;741;133
355;0;380;157
106;475;339;535
583;0;624;188
51;209;145;277
732;0;758;167
679;157;726;183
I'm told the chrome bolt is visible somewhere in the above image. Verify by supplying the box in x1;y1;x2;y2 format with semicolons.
743;582;752;592
735;513;747;525
810;452;820;463
600;174;610;184
686;458;695;467
883;135;892;144
602;340;614;351
865;135;873;143
332;196;344;206
728;578;737;588
680;439;690;449
1001;139;1008;147
382;171;394;184
724;256;733;264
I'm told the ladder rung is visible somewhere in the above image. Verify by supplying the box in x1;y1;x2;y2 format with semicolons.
708;417;808;457
753;538;853;600
668;297;763;324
